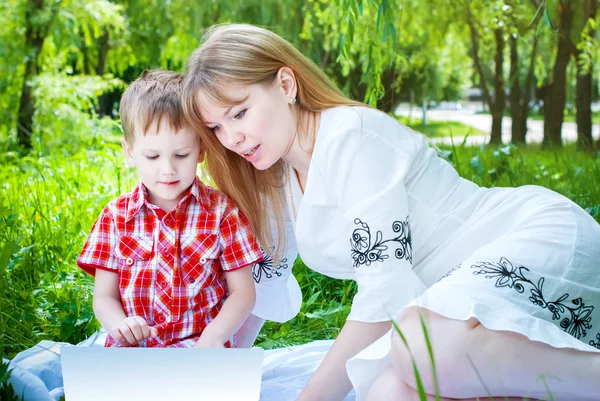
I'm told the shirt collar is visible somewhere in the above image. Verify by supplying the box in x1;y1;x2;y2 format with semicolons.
124;178;209;222
189;177;211;214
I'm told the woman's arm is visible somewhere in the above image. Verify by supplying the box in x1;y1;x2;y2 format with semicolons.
236;313;266;348
296;319;391;401
196;265;256;347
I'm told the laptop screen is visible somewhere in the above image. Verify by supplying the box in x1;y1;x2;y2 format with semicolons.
61;347;264;401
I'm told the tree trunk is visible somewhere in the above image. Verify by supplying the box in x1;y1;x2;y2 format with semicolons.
421;92;428;126
16;0;47;150
408;90;414;122
543;1;574;147
81;30;92;75
509;35;524;144
489;27;505;145
378;68;398;113
96;29;110;116
575;0;597;151
466;7;494;114
467;5;503;145
576;68;594;150
520;35;538;140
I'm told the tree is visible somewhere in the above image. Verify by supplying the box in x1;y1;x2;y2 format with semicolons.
16;0;58;150
506;0;538;144
573;0;597;151
541;0;575;147
465;0;507;145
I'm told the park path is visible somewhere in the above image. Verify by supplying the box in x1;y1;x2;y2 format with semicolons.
395;104;600;146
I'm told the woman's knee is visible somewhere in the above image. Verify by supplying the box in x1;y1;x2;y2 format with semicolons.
365;365;407;401
390;307;482;395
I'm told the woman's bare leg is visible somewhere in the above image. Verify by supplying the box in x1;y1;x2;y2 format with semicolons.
366;365;533;401
388;307;600;401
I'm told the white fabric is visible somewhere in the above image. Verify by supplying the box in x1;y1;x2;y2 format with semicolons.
280;106;600;400
251;208;302;323
7;333;349;401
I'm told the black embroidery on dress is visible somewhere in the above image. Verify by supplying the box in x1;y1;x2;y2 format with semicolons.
589;333;600;349
438;264;462;282
252;247;289;283
350;216;412;268
471;257;595;341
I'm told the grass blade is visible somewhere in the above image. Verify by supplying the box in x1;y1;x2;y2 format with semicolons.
418;313;441;401
391;319;429;400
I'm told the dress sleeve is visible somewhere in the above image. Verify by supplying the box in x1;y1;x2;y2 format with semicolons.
319;114;427;323
250;207;302;323
76;207;119;276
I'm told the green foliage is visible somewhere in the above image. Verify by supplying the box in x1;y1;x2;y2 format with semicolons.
30;73;124;149
0;359;22;401
576;17;597;76
256;259;356;349
0;132;136;358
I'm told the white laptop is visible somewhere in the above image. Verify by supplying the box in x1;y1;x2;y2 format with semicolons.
61;347;264;401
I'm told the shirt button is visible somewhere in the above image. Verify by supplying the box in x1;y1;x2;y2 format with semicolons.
200;257;207;264
157;315;165;323
189;277;195;283
159;280;167;288
126;258;134;266
165;218;173;225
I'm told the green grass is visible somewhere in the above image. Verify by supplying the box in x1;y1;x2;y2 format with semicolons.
1;122;599;376
396;116;487;138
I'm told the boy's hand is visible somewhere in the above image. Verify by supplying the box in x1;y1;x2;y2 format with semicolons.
193;332;225;348
110;316;158;346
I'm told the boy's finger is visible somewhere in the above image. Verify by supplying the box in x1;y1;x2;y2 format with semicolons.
127;320;145;343
149;327;159;338
119;325;137;345
133;316;150;340
111;329;126;345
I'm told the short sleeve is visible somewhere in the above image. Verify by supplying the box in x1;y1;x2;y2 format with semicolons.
250;207;301;323
219;205;263;271
320;110;427;322
77;207;119;276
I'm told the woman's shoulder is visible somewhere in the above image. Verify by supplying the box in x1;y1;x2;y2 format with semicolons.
319;106;423;155
321;106;392;131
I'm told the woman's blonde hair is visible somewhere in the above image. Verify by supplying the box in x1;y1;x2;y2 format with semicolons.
182;23;362;258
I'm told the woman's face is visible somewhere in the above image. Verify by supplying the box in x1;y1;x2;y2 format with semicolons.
197;79;297;171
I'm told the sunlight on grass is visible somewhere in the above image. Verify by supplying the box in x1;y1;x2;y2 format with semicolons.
396;116;487;138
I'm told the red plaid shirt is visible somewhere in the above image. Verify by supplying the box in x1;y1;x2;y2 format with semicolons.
77;178;262;348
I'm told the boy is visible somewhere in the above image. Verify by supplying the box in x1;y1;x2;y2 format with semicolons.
77;70;262;348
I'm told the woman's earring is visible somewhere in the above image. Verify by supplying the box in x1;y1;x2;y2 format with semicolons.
288;97;296;105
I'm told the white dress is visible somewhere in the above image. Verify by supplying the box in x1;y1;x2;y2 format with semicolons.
273;106;600;399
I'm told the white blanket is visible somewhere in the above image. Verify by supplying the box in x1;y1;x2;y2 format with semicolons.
6;331;355;401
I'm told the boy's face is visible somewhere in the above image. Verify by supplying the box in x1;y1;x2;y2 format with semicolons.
122;120;204;211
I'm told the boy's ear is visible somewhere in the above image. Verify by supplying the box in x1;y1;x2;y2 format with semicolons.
121;138;135;168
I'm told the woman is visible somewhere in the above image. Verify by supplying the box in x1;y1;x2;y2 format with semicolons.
182;24;600;401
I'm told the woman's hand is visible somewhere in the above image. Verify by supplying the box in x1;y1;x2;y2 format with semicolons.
193;331;226;348
194;266;256;348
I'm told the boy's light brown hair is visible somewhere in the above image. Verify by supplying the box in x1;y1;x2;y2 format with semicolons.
120;69;186;144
